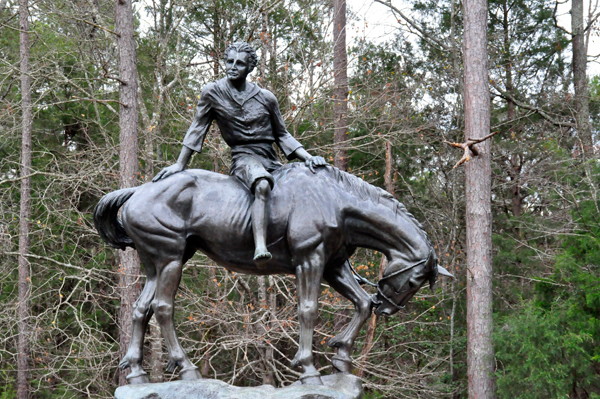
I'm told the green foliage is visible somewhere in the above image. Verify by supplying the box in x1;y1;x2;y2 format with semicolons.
362;390;385;399
0;371;16;399
495;191;600;398
495;300;596;398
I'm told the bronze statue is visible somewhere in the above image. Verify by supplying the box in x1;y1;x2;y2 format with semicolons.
94;164;453;385
94;42;453;386
152;42;326;266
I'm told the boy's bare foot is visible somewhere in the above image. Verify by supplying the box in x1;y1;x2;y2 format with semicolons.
254;249;272;268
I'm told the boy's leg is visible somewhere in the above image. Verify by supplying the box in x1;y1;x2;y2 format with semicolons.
252;177;272;266
230;154;275;267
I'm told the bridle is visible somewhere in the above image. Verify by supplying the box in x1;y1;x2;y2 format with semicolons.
351;257;432;311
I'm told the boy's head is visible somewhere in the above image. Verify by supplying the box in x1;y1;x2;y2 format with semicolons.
224;42;258;81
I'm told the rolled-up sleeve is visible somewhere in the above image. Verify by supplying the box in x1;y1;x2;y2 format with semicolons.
265;91;303;160
182;84;215;153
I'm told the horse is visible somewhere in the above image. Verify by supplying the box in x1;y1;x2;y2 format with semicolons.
93;163;452;385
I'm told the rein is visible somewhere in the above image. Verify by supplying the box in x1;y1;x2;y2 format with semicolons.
349;258;430;311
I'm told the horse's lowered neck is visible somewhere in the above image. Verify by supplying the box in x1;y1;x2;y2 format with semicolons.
345;202;423;260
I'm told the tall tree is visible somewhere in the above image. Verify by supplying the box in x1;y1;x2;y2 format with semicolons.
332;0;348;170
17;0;32;395
115;0;141;386
255;28;275;385
463;0;494;397
331;0;349;346
571;0;591;154
356;140;394;378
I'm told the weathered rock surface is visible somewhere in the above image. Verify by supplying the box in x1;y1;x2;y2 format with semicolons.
114;373;362;399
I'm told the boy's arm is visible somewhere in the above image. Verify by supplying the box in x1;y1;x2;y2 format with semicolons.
292;147;328;173
264;90;327;171
264;91;303;159
152;146;194;182
153;84;215;182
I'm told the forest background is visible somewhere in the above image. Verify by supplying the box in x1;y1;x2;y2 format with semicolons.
1;0;599;397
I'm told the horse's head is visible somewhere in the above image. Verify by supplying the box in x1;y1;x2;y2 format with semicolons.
373;254;454;317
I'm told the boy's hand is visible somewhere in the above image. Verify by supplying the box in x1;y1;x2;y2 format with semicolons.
305;156;328;173
153;163;185;182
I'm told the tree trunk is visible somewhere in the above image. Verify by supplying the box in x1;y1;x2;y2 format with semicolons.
141;117;162;382
267;276;277;383
257;276;275;385
149;320;163;382
571;0;591;155
356;141;394;377
260;10;268;86
213;0;220;79
463;0;495;397
331;0;349;342
502;0;523;222
332;0;348;171
116;0;141;386
18;0;32;396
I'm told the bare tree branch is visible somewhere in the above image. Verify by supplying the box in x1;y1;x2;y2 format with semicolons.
552;0;571;35
374;0;450;51
71;16;120;37
491;81;576;128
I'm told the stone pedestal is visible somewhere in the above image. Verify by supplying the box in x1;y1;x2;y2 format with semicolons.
114;373;362;399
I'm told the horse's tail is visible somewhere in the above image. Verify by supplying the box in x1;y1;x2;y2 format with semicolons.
93;187;138;250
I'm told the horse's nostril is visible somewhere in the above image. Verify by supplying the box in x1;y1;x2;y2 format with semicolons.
408;278;420;289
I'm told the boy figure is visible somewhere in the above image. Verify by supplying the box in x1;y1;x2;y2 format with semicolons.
153;42;327;266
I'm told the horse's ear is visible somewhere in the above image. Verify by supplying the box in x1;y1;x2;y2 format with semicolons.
437;265;454;278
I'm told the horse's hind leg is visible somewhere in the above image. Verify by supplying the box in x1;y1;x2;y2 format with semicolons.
323;261;373;374
152;256;201;380
291;243;325;385
119;251;157;384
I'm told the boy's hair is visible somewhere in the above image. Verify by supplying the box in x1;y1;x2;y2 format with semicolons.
224;42;258;74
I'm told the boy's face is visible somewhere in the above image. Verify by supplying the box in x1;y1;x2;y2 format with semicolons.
226;50;251;83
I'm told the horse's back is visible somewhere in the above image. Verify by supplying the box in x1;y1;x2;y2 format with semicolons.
271;165;348;256
124;169;253;232
121;165;347;268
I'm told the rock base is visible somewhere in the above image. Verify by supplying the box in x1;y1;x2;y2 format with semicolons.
114;373;362;399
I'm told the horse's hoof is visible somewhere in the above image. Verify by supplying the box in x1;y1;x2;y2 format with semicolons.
119;358;131;370
328;336;342;348
299;372;323;386
254;251;272;267
127;371;149;384
332;355;352;373
290;354;302;369
180;366;202;380
166;359;179;373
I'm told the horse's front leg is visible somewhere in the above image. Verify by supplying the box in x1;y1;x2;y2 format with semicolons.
324;261;373;374
291;244;325;385
119;252;157;384
152;257;201;381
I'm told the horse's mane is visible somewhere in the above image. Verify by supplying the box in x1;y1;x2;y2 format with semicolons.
328;166;429;237
322;166;438;280
278;163;430;243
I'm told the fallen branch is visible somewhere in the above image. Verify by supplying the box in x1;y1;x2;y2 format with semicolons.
444;131;499;168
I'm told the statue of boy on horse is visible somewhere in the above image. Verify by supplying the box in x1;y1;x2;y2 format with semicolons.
152;42;327;266
94;41;454;386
